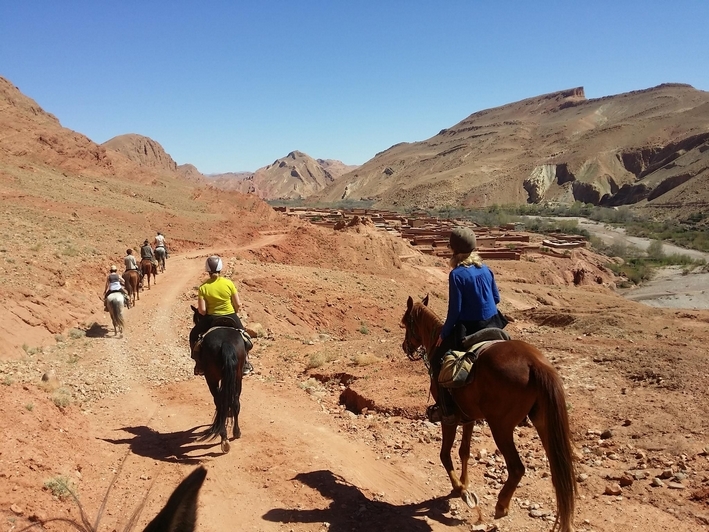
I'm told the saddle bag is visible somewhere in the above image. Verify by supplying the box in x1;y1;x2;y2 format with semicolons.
438;350;476;389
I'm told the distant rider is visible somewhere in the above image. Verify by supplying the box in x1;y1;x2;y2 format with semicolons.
141;239;157;268
124;248;141;284
104;265;128;310
154;231;168;259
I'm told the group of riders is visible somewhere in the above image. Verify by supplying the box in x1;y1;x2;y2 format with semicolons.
103;234;254;376
103;232;169;309
102;226;502;417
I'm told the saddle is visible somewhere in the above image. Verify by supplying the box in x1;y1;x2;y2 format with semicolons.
439;328;512;389
191;319;253;361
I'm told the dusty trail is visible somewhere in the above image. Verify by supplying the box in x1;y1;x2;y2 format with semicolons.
87;236;462;531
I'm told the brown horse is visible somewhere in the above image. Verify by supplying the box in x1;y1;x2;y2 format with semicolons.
123;270;140;307
140;258;157;290
401;296;576;532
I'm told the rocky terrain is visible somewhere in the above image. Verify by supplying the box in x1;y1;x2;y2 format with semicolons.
1;75;709;531
314;84;709;219
207;151;358;200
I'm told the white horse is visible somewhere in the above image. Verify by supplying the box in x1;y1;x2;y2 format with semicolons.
106;292;125;335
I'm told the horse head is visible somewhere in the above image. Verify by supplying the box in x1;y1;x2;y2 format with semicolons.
401;295;429;357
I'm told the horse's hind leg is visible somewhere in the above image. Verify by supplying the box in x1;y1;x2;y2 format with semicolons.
488;420;525;519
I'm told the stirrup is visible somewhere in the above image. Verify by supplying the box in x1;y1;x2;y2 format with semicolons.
426;405;442;423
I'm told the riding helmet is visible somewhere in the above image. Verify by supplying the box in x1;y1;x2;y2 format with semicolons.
205;255;222;273
449;227;477;254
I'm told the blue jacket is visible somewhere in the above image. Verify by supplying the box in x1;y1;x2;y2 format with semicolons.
440;264;500;339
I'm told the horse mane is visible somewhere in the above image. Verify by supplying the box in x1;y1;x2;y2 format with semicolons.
414;301;443;329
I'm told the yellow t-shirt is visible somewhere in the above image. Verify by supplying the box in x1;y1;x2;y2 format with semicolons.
198;276;237;315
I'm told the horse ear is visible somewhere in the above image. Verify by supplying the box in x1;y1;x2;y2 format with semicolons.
406;296;414;311
142;466;207;532
190;305;198;313
422;294;429;306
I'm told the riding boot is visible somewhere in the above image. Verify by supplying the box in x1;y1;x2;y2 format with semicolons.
193;354;204;376
438;389;457;425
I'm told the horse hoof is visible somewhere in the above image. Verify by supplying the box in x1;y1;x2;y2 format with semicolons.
233;429;241;440
494;504;509;519
221;440;230;453
461;489;478;509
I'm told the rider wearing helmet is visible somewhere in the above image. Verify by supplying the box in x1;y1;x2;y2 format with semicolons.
190;255;253;375
104;265;128;311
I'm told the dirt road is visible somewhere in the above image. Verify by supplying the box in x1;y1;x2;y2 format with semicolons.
80;245;470;531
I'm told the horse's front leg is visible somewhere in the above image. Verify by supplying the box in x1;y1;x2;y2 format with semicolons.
459;423;478;508
440;423;464;494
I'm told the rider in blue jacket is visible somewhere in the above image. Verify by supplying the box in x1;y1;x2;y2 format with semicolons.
431;227;506;425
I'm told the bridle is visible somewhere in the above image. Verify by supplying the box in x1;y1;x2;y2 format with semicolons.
403;308;433;372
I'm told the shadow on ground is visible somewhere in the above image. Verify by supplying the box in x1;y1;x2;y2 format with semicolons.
263;470;479;531
101;425;226;464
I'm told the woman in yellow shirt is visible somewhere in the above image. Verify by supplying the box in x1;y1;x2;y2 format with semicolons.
191;255;252;374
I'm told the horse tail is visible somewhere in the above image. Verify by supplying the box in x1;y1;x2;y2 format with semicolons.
109;296;125;330
531;362;577;532
204;339;239;440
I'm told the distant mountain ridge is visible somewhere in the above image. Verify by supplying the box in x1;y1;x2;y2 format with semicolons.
313;84;709;218
207;151;358;199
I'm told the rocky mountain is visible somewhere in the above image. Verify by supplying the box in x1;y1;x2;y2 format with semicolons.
208;151;357;199
102;133;178;173
314;84;709;217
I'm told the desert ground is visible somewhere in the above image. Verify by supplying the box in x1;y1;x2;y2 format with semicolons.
1;216;709;532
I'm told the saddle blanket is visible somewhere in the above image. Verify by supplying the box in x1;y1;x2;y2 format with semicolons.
438;339;505;389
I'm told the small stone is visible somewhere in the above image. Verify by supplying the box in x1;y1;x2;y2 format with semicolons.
529;509;546;518
622;419;631;426
667;482;685;490
10;504;23;515
577;473;589;482
630;470;647;480
659;469;673;479
604;484;622;496
651;478;665;487
674;472;687;481
600;429;613;440
619;474;634;487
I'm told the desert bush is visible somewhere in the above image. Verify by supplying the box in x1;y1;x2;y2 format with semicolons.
52;387;72;409
68;328;85;339
306;350;337;369
353;353;378;366
44;476;75;499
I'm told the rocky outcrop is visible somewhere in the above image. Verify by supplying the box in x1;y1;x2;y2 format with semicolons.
102;134;178;173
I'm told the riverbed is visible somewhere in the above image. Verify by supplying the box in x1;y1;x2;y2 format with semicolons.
524;216;709;310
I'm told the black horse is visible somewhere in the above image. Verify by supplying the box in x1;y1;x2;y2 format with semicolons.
190;306;247;453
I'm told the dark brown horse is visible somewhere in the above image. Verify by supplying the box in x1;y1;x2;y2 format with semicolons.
140;259;157;290
401;296;576;532
123;270;140;307
191;306;247;453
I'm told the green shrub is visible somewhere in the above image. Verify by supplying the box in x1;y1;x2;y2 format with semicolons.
44;476;75;499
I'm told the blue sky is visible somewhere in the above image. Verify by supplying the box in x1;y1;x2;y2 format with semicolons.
1;1;708;173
